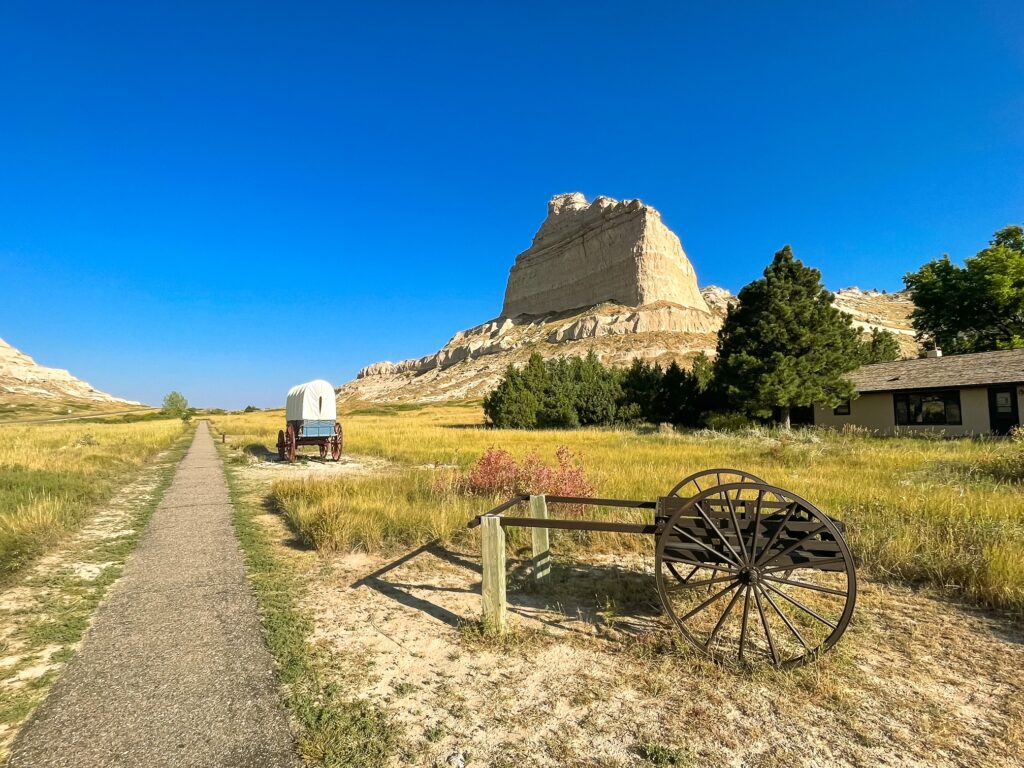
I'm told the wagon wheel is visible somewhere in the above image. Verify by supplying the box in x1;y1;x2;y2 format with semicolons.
277;430;287;462
656;482;856;668
318;441;328;459
285;423;297;463
664;469;766;583
331;423;343;461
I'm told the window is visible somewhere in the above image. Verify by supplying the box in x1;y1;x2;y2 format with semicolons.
893;390;962;426
833;400;851;416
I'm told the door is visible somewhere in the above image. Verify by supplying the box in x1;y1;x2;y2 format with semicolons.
987;386;1020;435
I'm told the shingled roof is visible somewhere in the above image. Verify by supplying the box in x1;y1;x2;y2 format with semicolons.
851;349;1024;393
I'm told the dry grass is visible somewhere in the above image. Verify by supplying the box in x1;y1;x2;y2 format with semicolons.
210;403;1024;616
0;419;188;575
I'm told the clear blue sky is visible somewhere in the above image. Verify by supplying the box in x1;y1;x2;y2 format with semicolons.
1;2;1021;409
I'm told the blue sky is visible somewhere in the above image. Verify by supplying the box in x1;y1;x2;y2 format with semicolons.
1;2;1022;409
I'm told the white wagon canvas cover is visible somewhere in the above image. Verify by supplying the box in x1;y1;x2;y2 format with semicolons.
285;379;337;423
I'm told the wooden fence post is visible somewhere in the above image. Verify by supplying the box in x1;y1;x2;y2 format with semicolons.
480;515;507;634
529;494;550;581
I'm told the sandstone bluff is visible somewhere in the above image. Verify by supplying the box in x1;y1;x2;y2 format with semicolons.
502;192;709;317
0;337;140;417
339;193;916;403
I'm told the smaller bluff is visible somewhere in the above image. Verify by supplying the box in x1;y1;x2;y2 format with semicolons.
501;193;710;318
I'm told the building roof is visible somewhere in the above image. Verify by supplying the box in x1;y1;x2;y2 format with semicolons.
851;349;1024;393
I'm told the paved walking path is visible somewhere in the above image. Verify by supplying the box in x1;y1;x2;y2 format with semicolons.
9;422;300;767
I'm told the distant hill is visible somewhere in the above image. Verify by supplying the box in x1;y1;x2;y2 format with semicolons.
338;193;919;404
0;337;141;421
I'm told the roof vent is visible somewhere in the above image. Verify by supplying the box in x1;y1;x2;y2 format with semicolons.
923;348;943;358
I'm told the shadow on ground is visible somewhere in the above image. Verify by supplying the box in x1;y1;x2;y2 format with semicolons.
351;541;664;638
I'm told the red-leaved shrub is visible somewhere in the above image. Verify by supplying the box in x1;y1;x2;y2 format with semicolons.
442;446;595;503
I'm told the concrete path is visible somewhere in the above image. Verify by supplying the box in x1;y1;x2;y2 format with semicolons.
8;422;300;768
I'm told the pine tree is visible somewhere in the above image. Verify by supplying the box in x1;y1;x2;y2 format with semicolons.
483;364;540;428
859;328;901;364
620;359;664;422
713;246;863;427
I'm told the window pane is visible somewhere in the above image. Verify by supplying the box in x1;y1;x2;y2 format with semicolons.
895;397;908;425
921;397;946;424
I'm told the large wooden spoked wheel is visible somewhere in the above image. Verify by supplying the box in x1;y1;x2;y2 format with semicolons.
656;482;856;668
331;423;343;461
667;468;765;500
664;469;765;584
285;424;297;463
277;430;287;462
318;441;328;459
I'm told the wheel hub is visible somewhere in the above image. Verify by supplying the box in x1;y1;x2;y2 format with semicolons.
738;566;761;585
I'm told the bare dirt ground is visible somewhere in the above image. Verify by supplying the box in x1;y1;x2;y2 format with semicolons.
231;449;395;482
266;531;1023;768
227;450;1024;768
0;447;180;759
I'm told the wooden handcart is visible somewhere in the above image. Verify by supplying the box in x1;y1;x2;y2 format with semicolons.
468;469;856;668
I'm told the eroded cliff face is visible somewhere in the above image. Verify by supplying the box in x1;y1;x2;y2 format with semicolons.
0;337;140;411
340;193;919;404
501;193;709;317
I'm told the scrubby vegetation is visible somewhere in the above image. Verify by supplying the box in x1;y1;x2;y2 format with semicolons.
212;405;1024;617
484;248;902;430
0;419;188;576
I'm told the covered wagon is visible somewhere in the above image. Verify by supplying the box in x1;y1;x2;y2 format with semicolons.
277;379;343;462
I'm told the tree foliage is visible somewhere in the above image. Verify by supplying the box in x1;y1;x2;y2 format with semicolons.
712;246;863;426
858;328;902;364
485;351;715;429
161;391;190;419
904;225;1024;353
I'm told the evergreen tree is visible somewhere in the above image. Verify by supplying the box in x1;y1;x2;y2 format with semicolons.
713;246;863;427
538;357;579;428
859;328;901;364
620;359;664;422
483;364;540;428
572;352;620;426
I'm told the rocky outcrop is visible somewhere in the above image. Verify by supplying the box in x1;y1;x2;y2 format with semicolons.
0;337;140;407
502;193;709;317
341;193;920;404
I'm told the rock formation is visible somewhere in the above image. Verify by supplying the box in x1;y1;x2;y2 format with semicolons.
0;337;140;415
340;193;919;403
502;193;709;317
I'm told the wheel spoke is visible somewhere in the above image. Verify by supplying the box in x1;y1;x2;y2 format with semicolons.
761;574;848;597
704;583;745;649
752;502;797;564
759;584;812;652
724;493;749;563
693;502;744;566
670;525;741;568
738;586;752;661
762;556;846;574
747;489;763;567
668;574;738;591
753;586;780;666
680;565;700;582
661;556;739;575
677;582;740;622
763;582;838;630
756;523;826;568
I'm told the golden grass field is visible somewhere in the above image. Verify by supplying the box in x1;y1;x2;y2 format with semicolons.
211;402;1024;617
0;418;189;576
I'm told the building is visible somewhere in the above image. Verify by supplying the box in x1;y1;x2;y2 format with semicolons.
814;349;1024;436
